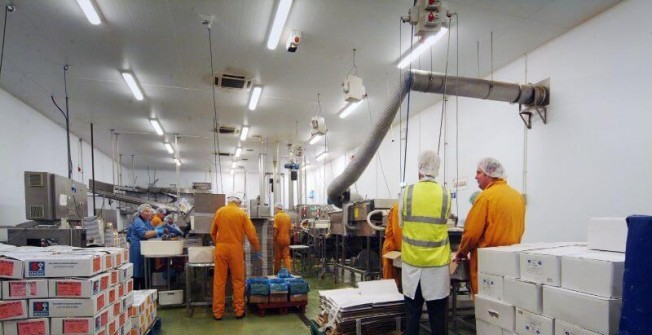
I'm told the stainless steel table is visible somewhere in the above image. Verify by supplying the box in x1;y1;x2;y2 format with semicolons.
185;262;214;316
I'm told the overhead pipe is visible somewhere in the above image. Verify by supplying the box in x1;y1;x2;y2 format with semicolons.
326;70;549;206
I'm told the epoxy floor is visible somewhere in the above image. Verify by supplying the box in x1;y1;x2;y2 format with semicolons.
157;274;476;335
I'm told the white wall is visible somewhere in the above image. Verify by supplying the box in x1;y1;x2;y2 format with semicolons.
0;89;117;226
309;0;652;242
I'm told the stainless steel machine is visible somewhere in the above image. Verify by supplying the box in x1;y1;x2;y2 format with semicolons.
25;171;88;221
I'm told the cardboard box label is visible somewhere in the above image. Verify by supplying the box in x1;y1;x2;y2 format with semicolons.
64;319;90;333
101;276;109;291
10;282;37;297
97;293;106;310
93;258;101;272
0;301;26;319
17;319;47;335
0;259;15;276
28;261;46;277
57;282;83;296
31;301;49;317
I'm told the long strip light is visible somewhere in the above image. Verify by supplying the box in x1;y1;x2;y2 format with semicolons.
240;126;250;141
76;0;102;25
338;100;364;119
235;147;242;158
266;0;293;50
149;119;164;136
397;28;448;69
174;158;181;166
121;72;144;101
164;142;174;154
248;86;263;111
316;150;328;161
309;133;323;145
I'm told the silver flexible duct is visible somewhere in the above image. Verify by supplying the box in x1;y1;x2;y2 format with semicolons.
326;70;548;206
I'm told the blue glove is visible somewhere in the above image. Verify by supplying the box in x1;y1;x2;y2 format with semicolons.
165;223;184;236
254;252;263;261
155;225;165;237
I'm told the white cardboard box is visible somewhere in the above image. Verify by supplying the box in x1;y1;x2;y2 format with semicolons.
0;258;23;279
49;272;110;298
3;318;49;335
2;280;49;299
503;277;542;314
475;294;515;331
0;300;28;321
187;246;214;263
519;246;588;286
554;318;602;335
476;318;503;335
587;218;627;253
158;290;183;305
543;286;621;335
562;250;625;298
51;314;108;335
478;243;582;278
515;308;553;335
478;272;504;301
29;292;108;318
19;253;103;278
117;263;133;282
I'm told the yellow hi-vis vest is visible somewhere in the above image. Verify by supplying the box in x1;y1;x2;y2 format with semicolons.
401;180;451;268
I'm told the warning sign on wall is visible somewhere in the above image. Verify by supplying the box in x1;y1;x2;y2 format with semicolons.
452;177;468;190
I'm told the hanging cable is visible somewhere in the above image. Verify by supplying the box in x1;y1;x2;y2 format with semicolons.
398;18;403;185
204;20;223;193
437;23;453;154
347;48;359;77
454;13;460;218
0;5;15;81
401;22;415;184
491;30;494;81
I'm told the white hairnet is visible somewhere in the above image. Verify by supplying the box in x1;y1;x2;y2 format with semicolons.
227;195;241;203
156;208;167;215
137;204;153;214
418;150;441;177
478;157;506;178
163;214;175;224
274;202;283;209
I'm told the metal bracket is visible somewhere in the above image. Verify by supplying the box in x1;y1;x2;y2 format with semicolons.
519;105;547;129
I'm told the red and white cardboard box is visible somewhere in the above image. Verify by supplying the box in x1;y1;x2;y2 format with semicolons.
121;292;134;311
0;257;24;280
515;308;553;335
478;272;504;301
0;300;28;321
503;277;543;314
2;280;49;299
18;253;103;278
475;294;515;331
543;285;621;335
519;246;588;286
554;318;602;335
107;286;119;305
109;270;119;287
117;263;133;283
112;302;123;319
51;311;108;335
561;250;625;298
587;218;627;253
106;317;119;335
3;318;49;335
29;292;108;318
49;272;110;298
122;279;133;295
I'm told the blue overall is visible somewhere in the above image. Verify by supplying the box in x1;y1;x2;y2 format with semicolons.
128;215;154;279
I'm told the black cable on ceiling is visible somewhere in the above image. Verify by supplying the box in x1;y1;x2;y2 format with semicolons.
204;21;223;194
0;4;15;81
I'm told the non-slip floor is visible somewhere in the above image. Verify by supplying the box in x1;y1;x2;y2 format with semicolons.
157;275;476;335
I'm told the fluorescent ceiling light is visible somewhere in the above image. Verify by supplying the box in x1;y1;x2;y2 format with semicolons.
174;158;181;166
235;147;242;158
266;0;293;50
149;119;164;136
316;150;328;161
76;0;101;25
248;86;263;111
164;142;174;154
397;28;448;69
338;100;364;119
240;126;249;141
121;72;144;101
309;133;323;145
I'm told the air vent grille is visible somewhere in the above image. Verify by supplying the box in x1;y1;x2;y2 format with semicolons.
28;173;45;187
214;73;253;90
30;205;45;219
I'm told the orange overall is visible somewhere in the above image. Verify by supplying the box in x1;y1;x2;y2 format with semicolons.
210;203;261;318
457;180;525;294
273;210;293;273
382;203;402;280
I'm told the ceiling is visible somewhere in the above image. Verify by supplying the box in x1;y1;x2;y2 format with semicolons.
0;0;619;176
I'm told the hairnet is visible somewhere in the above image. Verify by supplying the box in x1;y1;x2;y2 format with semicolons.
274;202;283;209
163;214;175;224
478;157;506;178
156;208;167;215
137;204;153;214
469;191;481;205
418;150;441;177
227;195;241;203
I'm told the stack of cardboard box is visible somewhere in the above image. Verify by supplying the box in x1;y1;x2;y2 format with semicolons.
475;218;626;335
129;290;158;335
0;245;135;335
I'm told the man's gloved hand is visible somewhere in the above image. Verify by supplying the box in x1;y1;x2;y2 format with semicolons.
155;225;165;238
253;252;263;261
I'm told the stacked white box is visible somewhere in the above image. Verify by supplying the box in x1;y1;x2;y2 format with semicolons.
130;290;158;335
587;218;627;253
475;295;515;331
554;318;602;335
49;273;110;298
561;250;624;298
0;301;28;321
3;318;49;335
2;280;49;299
503;277;543;314
478;273;504;301
514;308;553;335
519;246;588;286
543;285;621;334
